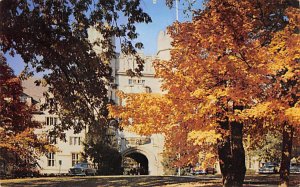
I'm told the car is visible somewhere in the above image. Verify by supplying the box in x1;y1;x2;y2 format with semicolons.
193;169;207;175
69;163;96;176
205;167;216;175
290;164;300;174
191;167;216;175
258;162;279;174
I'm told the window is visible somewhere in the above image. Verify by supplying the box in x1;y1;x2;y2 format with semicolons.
72;153;80;166
145;86;152;93
69;136;81;145
46;117;58;126
118;97;123;106
47;153;55;167
48;135;57;144
137;79;145;84
108;90;113;100
129;79;145;85
20;96;27;103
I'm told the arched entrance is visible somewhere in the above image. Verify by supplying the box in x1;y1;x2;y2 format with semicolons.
122;152;149;175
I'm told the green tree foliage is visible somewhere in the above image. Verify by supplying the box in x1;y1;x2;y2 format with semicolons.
249;132;282;163
0;0;152;137
249;130;300;167
82;113;122;175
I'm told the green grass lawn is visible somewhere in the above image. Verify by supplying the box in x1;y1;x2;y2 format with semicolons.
0;174;299;187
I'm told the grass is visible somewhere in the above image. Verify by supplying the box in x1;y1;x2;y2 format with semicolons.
0;174;299;187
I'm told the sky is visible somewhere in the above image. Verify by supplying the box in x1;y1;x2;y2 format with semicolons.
135;0;184;55
6;0;202;75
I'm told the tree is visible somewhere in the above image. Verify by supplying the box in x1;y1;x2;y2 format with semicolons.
0;54;54;176
240;10;300;185
109;1;299;186
0;0;152;137
83;131;122;175
266;22;299;187
82;106;122;175
248;132;282;163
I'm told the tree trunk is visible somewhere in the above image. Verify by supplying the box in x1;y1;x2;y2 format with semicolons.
279;123;293;187
218;121;246;187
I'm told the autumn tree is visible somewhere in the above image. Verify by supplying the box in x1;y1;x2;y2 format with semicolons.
110;0;299;186
0;54;54;176
240;9;300;185
267;20;299;187
0;0;151;137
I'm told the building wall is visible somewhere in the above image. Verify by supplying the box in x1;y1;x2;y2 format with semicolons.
33;112;85;174
115;53;161;93
119;132;165;175
23;55;166;175
22;30;171;175
113;52;165;175
157;30;172;60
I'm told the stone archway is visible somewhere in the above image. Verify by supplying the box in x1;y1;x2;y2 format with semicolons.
122;152;149;175
122;148;158;175
121;142;165;176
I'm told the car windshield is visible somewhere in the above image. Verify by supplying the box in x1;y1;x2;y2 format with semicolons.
265;166;274;168
264;163;276;167
291;163;300;167
74;163;88;168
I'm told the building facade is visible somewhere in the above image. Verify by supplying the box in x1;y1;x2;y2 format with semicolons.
21;30;171;175
21;29;273;176
112;52;166;175
22;78;86;174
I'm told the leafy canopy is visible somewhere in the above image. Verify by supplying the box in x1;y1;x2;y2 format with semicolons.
0;0;152;137
109;0;300;167
0;54;55;167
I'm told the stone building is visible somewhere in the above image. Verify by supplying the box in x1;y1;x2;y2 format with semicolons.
22;78;86;174
21;29;172;175
111;52;166;175
22;29;272;176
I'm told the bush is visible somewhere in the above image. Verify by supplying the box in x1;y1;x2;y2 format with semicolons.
13;167;40;178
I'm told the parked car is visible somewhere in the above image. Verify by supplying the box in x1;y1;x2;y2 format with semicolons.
290;164;300;174
205;167;216;175
191;167;216;175
258;162;279;174
192;169;207;175
69;163;96;176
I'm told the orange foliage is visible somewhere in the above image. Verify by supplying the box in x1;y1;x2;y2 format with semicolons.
0;54;55;164
109;0;299;167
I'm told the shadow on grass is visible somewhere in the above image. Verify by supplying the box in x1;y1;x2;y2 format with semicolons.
1;174;299;187
0;176;221;187
244;174;300;187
